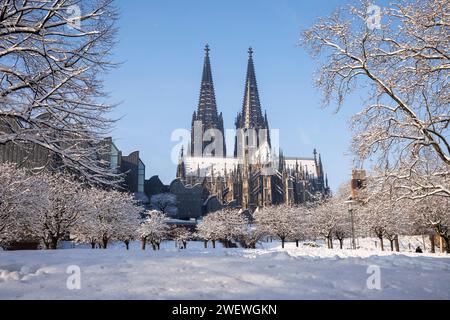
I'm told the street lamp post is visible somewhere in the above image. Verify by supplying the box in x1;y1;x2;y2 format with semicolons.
345;198;357;250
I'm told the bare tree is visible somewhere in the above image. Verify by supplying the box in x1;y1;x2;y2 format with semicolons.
255;205;297;249
115;209;142;250
359;175;415;252
218;209;247;248
289;205;312;248
239;225;265;249
197;209;247;249
301;0;449;199
196;213;223;249
171;227;192;249
334;214;351;250
310;198;342;249
0;0;121;186
151;193;178;217
33;172;87;249
74;188;142;249
139;210;169;251
413;195;450;253
0;163;40;244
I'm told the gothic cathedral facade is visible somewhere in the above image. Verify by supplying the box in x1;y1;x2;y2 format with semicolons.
177;45;330;211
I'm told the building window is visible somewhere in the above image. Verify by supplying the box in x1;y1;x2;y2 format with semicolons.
110;143;119;172
138;159;145;193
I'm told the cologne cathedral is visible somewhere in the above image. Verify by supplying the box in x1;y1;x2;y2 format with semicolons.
176;45;330;211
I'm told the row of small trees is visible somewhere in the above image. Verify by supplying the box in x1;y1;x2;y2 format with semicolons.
0;161;333;251
1;162;448;252
0;163;142;249
358;177;450;253
197;197;448;253
0;163;193;251
195;181;449;253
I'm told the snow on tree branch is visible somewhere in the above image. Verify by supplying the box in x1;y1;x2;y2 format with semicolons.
301;0;449;199
0;0;121;186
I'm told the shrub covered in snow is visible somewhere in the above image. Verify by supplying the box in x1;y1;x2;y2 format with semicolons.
0;163;40;244
73;188;142;249
139;211;170;250
197;209;248;249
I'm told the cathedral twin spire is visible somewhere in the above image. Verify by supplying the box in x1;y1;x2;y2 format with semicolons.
196;44;221;126
181;46;330;203
236;47;267;131
191;44;225;157
192;45;269;158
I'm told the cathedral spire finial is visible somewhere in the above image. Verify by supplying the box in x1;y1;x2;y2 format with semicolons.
237;46;266;131
191;44;226;157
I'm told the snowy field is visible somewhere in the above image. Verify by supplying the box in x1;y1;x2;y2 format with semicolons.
1;239;449;300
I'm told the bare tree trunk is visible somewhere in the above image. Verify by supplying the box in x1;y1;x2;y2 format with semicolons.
339;239;344;250
91;242;96;249
395;236;400;252
212;240;216;249
379;236;384;251
102;238;108;250
124;240;130;251
48;237;59;250
141;237;147;250
281;237;285;249
430;235;436;253
204;240;208;249
43;240;51;250
444;237;450;254
422;235;427;252
389;240;394;252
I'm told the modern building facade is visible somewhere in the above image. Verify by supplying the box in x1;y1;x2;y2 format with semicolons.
0;132;148;200
0;118;56;171
177;46;331;211
120;151;145;194
101;138;147;199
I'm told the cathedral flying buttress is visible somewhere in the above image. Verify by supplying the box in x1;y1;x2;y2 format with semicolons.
177;45;330;211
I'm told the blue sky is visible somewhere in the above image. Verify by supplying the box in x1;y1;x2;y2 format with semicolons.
105;0;385;191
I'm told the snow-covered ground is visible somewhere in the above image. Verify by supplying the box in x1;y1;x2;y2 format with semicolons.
1;239;449;300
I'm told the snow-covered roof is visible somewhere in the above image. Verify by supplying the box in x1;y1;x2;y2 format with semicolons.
184;155;318;178
184;157;240;177
284;158;318;177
